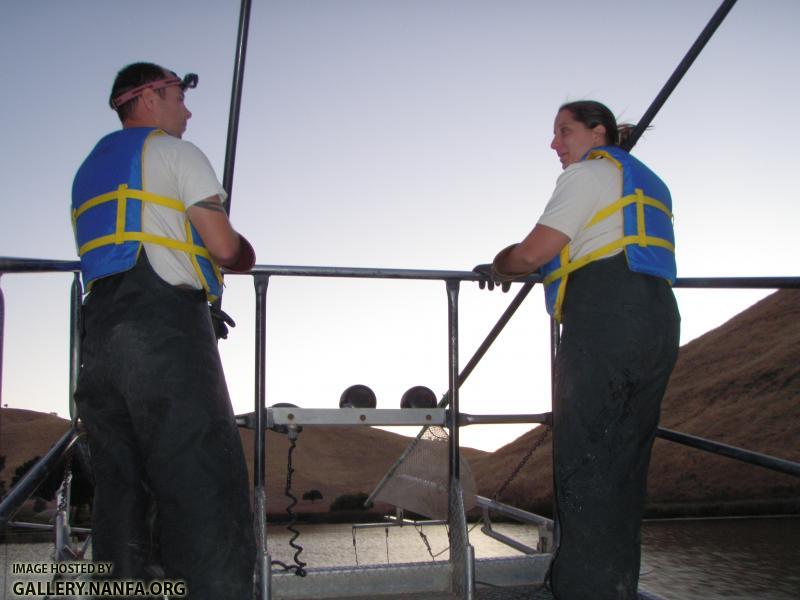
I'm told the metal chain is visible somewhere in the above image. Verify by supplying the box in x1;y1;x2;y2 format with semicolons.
492;426;550;501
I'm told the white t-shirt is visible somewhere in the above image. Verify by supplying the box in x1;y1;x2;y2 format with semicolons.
537;157;623;262
141;134;227;289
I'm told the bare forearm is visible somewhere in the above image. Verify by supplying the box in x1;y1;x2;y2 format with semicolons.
223;234;256;272
494;224;570;276
186;195;256;270
496;244;542;275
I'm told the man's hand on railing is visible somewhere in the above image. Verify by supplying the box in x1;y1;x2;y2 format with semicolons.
210;304;236;340
473;264;511;292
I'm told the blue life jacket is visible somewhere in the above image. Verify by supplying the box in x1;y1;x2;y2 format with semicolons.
540;145;676;321
71;128;223;301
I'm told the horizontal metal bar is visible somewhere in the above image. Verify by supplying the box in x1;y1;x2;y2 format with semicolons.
0;257;80;274
272;561;453;597
248;263;540;283
673;277;800;289
2;256;798;289
352;517;447;530
480;525;537;555
270;407;447;427
475;496;553;529
384;515;448;527
7;521;91;534
460;412;551;426
240;408;551;429
656;427;800;478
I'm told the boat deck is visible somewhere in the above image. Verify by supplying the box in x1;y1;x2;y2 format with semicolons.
289;586;665;600
270;556;664;600
291;585;552;599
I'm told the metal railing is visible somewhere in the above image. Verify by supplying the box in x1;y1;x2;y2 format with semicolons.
2;256;800;595
6;2;800;597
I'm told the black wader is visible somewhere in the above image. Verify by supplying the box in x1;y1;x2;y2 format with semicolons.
549;253;680;600
75;253;255;599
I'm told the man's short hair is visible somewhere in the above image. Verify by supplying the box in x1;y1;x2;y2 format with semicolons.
110;62;174;122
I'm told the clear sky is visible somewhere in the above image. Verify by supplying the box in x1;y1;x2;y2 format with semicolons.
1;0;798;452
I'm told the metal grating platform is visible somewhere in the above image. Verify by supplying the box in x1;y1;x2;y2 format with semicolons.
271;555;665;600
271;555;552;599
290;585;553;600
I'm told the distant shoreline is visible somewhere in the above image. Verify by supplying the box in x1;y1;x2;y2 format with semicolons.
4;509;800;547
644;498;800;520
5;496;799;534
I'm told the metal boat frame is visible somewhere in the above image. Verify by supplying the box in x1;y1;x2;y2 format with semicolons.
3;1;800;598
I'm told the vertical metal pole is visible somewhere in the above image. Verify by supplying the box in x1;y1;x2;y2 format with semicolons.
68;273;83;424
54;470;73;561
254;274;270;490
446;280;460;481
253;273;270;599
222;0;254;214
54;271;84;562
0;275;5;416
549;316;561;552
0;275;5;441
445;279;474;599
549;317;560;401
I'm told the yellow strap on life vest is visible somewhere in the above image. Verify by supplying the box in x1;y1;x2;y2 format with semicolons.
587;148;622;170
74;184;211;261
72;184;185;220
587;189;673;229
183;219;223;296
115;185;127;245
78;231;213;259
543;234;675;285
551;245;571;312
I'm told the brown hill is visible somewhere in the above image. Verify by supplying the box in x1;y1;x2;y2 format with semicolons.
0;408;487;517
0;408;73;482
3;290;799;518
238;426;488;515
471;289;800;517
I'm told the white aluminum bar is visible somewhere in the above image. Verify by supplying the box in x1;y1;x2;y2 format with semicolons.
269;407;446;427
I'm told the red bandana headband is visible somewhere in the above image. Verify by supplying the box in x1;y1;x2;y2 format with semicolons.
111;73;198;110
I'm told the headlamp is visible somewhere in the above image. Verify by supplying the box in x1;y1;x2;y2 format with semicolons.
181;73;198;90
111;73;199;110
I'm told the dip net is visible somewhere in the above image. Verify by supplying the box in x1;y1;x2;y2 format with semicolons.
370;424;477;520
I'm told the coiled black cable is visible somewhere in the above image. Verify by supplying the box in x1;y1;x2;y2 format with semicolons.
270;434;307;577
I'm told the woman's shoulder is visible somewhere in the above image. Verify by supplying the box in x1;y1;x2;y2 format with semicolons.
558;158;619;188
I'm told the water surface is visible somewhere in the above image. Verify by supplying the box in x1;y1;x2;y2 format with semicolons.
3;517;798;599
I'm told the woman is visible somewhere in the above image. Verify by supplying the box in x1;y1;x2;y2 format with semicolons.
484;101;680;599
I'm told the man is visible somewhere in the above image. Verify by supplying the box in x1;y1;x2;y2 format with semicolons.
72;62;256;598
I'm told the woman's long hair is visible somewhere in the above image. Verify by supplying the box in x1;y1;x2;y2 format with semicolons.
559;100;637;148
